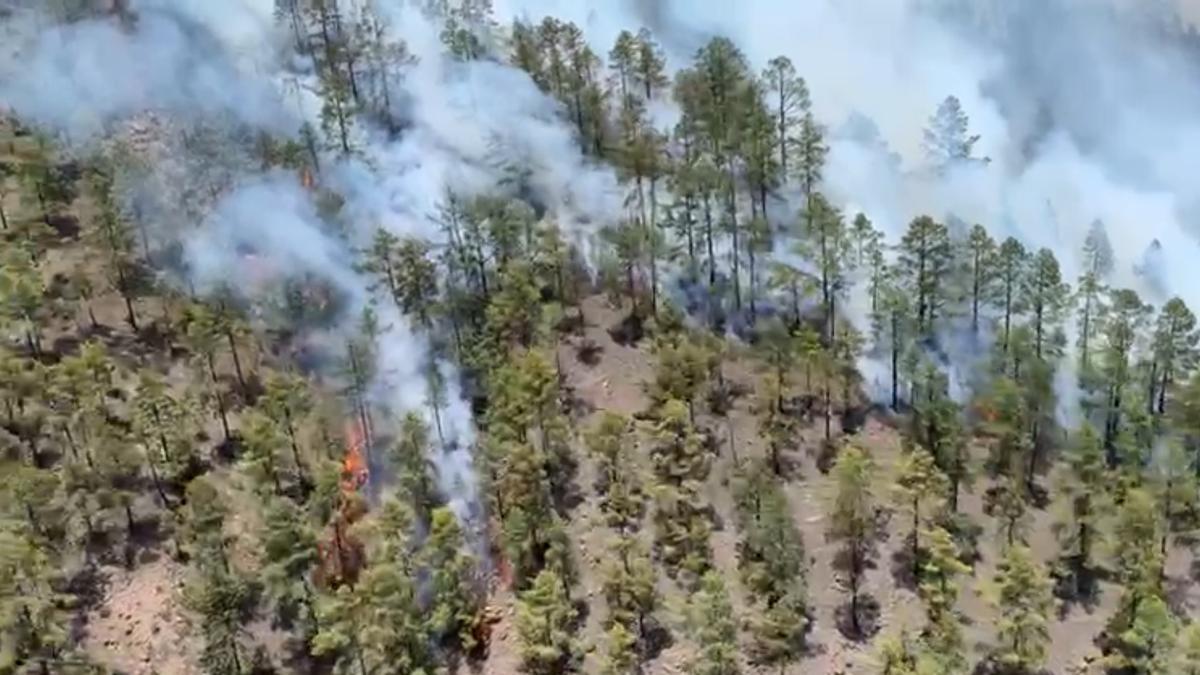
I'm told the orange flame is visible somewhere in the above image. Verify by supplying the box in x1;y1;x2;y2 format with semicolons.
300;165;316;191
314;419;371;590
341;419;369;493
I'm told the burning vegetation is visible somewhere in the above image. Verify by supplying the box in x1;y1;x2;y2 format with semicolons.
314;420;370;589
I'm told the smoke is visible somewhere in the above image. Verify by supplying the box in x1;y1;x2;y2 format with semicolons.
488;0;1200;416
0;0;622;528
6;0;1200;508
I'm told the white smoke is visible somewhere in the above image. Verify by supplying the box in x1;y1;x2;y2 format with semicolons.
490;0;1200;417
7;0;1200;497
0;0;620;526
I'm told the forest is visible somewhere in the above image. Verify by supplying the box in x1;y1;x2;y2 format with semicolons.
3;0;1200;674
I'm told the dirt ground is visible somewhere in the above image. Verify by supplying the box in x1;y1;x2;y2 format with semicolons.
81;557;201;675
488;294;1199;674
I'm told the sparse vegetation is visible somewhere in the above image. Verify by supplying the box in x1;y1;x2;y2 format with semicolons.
3;3;1200;675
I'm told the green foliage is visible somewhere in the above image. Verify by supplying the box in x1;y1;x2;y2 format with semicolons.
1174;622;1200;675
898;215;953;337
923;95;982;169
602;533;659;643
259;497;319;631
989;545;1055;673
182;564;256;675
688;571;740;675
1054;423;1110;593
1103;594;1177;675
601;621;639;675
830;445;877;636
894;445;948;580
418;507;479;650
391;412;437;519
0;529;70;673
515;567;578;674
586;413;644;531
734;462;806;608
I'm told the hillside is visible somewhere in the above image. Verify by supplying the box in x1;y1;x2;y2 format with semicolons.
4;2;1200;675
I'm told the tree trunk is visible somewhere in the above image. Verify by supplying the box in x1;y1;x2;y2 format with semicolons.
124;502;136;536
1080;298;1092;372
727;160;741;312
890;315;900;410
146;454;171;508
971;252;981;331
703;193;716;286
1159;368;1170;415
207;353;231;442
226;330;248;396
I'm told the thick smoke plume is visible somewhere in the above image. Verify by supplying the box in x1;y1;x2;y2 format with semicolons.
6;0;1200;509
0;0;621;525
494;0;1200;411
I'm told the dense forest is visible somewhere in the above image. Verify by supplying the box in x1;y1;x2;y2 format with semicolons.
3;1;1200;674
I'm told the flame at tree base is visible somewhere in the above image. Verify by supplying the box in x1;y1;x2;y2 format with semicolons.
314;420;370;589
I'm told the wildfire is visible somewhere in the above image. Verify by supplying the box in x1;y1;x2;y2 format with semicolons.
340;419;369;493
314;419;370;589
300;165;316;191
975;400;1000;424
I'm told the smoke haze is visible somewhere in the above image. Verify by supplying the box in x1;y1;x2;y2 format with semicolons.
5;0;1200;508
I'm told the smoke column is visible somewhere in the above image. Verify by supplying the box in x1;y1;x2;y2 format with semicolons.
0;0;622;524
5;0;1200;490
493;0;1200;412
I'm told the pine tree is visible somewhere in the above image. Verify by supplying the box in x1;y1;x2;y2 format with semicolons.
876;278;914;410
830;445;877;637
734;463;806;604
918;525;970;661
633;28;668;100
259;497;319;634
586;413;644;532
1026;248;1069;360
239;412;289;495
750;585;808;671
516;568;577;674
797;193;851;341
602;533;659;645
1108;488;1165;648
261;371;312;482
182;565;254;675
1149;297;1198;415
1105;594;1177;675
1078;220;1114;376
965;224;997;332
1055;423;1110;598
994;237;1028;352
0;250;47;357
898;215;952;338
650;399;710;486
652;336;712;421
183;304;231;442
391;412;437;520
688;571;740;675
0;529;69;675
894;446;948;581
418;507;479;650
922;95;982;171
1101;289;1151;463
990;545;1055;674
761;55;809;176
